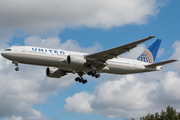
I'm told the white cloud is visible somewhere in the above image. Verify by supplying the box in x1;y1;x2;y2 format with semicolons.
64;92;94;113
64;74;157;119
157;47;165;58
170;40;180;61
63;41;180;119
24;35;102;53
64;69;180;119
169;40;180;73
0;0;166;40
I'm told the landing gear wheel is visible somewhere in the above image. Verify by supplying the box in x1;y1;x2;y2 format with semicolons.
82;80;87;84
88;71;96;77
88;71;92;76
15;67;19;71
92;71;96;77
79;78;83;83
75;77;80;82
95;73;100;78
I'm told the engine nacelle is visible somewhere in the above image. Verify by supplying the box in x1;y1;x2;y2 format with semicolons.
46;67;66;78
67;55;86;67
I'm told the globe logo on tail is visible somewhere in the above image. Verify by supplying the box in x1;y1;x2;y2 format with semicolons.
137;49;154;63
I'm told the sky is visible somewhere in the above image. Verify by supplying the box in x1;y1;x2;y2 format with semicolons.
0;0;180;120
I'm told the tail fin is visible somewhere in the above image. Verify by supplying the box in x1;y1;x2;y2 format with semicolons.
137;39;162;63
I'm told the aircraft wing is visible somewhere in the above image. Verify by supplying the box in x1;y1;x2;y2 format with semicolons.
145;59;177;68
85;36;155;62
85;36;155;70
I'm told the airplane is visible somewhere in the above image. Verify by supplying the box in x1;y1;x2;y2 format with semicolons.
1;36;177;84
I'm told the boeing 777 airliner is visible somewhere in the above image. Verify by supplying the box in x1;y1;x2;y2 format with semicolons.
1;36;177;84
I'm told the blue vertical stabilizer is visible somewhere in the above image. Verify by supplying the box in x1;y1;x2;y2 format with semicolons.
137;39;162;63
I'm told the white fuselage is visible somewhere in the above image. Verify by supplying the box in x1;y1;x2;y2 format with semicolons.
1;46;162;75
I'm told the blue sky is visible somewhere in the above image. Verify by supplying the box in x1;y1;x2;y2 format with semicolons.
1;0;180;120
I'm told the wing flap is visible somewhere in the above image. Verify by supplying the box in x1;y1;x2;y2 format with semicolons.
145;59;177;68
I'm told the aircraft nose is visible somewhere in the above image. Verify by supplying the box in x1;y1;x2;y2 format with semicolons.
1;52;7;58
1;52;5;57
1;52;12;60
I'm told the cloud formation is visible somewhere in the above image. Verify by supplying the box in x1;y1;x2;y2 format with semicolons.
0;0;165;39
64;71;180;119
24;35;102;52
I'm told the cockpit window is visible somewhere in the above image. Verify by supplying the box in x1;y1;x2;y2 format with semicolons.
5;49;11;51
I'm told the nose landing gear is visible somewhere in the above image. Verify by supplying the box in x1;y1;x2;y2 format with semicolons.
12;61;19;71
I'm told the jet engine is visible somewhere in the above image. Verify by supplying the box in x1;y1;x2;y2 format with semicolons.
67;55;86;67
46;67;66;78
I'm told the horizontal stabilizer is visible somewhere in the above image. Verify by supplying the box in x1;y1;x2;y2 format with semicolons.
145;59;177;68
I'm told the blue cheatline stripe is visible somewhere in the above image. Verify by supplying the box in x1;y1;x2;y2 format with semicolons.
137;39;161;63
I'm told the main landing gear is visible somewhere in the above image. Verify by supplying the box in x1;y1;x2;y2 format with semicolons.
75;71;100;84
75;72;87;84
12;61;19;71
87;71;100;78
75;77;87;84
